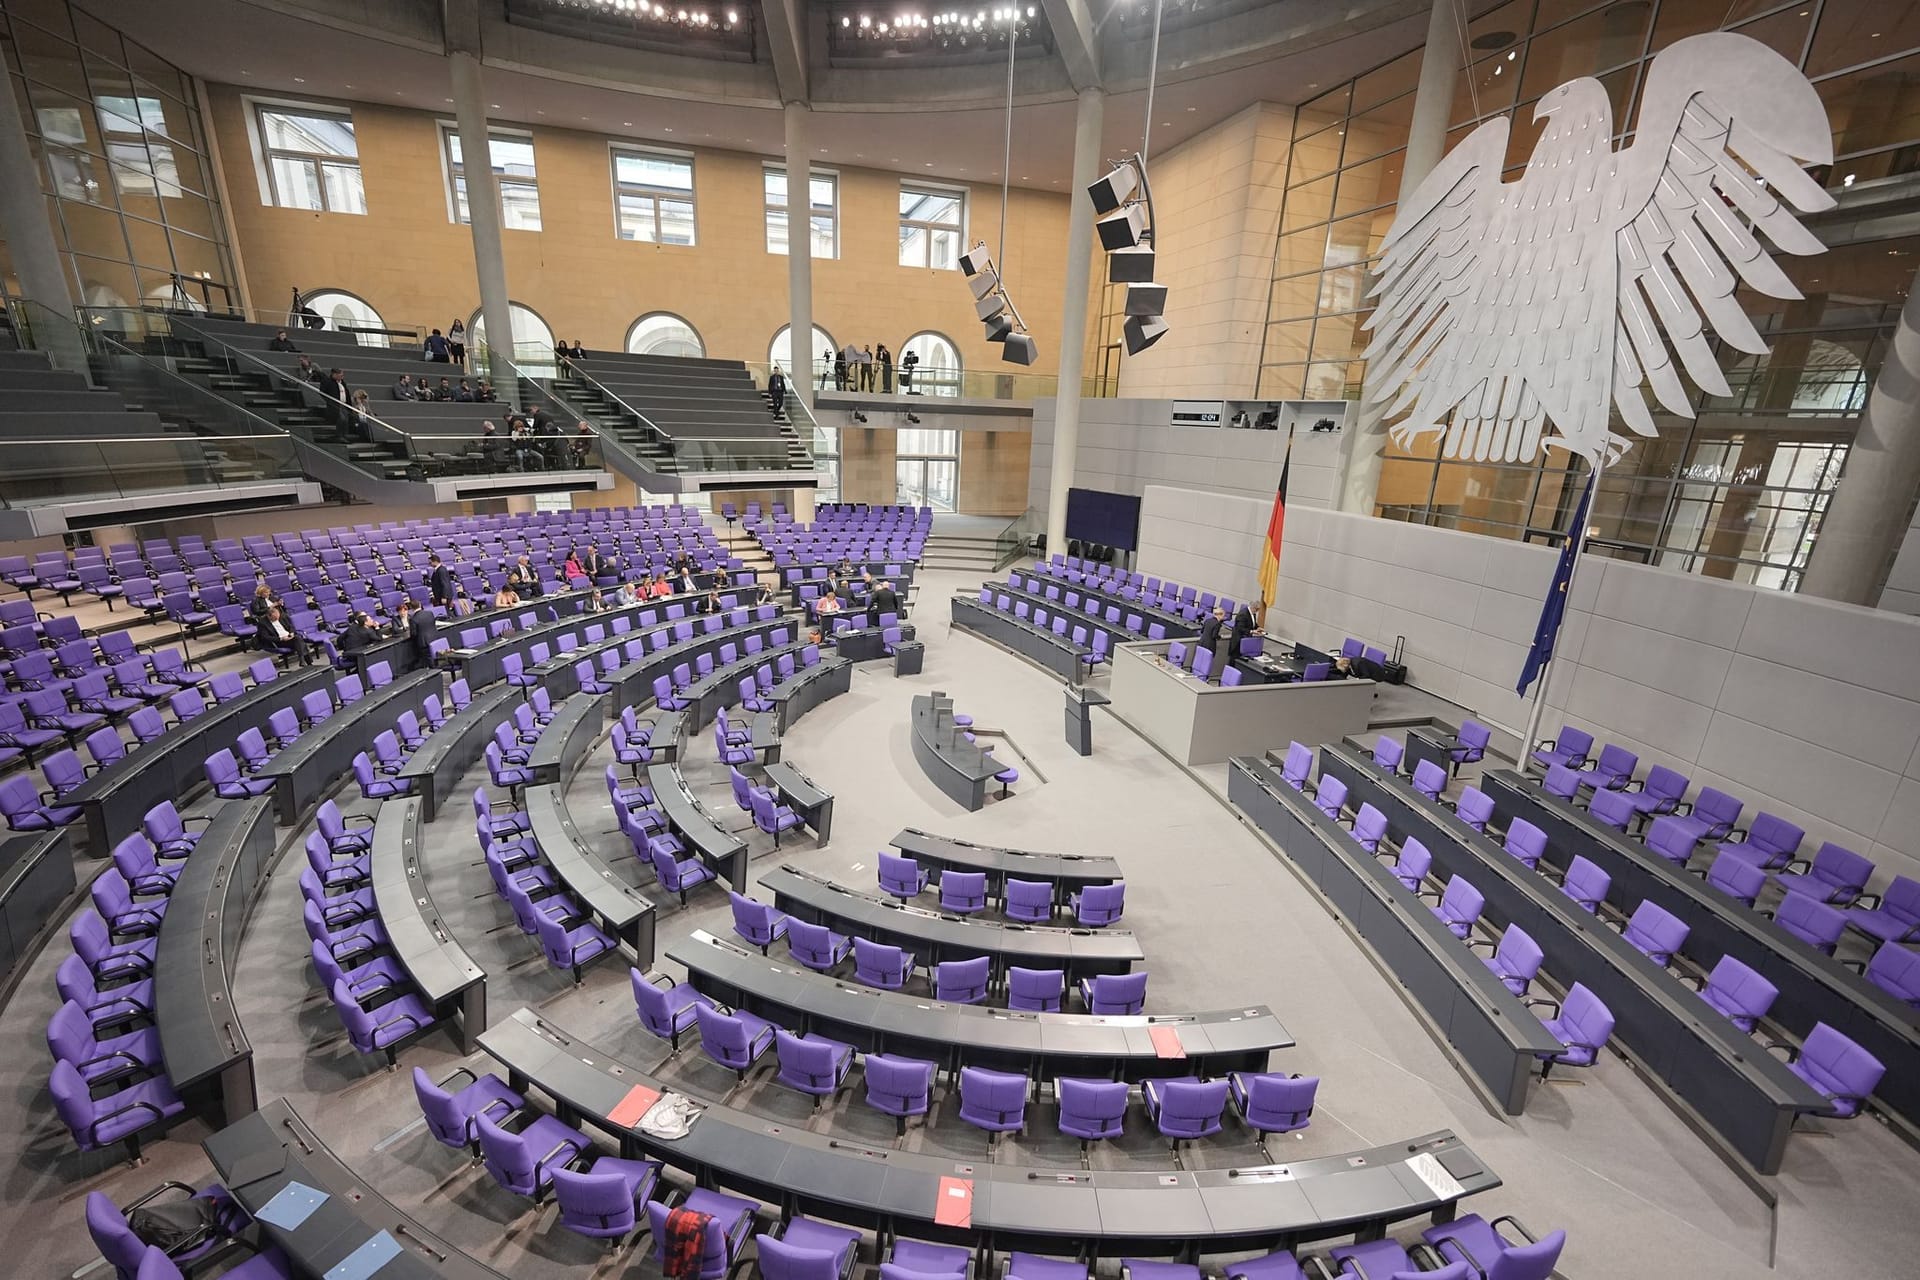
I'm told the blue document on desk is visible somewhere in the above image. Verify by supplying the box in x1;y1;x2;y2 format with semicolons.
256;1180;328;1229
324;1230;403;1280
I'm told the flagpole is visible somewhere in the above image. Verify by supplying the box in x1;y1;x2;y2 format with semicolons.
1520;449;1607;755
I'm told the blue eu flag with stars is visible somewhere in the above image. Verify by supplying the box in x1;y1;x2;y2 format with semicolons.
1516;473;1595;697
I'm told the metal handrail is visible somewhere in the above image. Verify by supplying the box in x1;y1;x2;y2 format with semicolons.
551;356;676;444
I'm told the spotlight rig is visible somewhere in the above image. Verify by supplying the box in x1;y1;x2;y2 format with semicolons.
1088;153;1167;355
961;241;1039;366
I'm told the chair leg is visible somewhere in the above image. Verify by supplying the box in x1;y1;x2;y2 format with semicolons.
896;1115;906;1137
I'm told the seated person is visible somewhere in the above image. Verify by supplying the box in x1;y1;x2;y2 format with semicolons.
815;590;843;621
492;585;520;611
455;378;476;402
614;580;640;607
649;575;673;599
392;373;419;400
570;423;594;468
433;377;455;401
261;605;313;666
268;328;299;352
475;379;498;402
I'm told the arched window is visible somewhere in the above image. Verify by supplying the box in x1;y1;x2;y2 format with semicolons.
901;331;961;398
469;302;555;371
300;289;387;346
770;323;836;390
627;312;705;359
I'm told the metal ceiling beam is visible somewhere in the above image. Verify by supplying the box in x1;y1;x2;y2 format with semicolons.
1041;0;1101;92
760;0;810;103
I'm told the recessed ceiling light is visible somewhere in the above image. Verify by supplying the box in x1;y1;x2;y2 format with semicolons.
292;77;305;83
925;161;933;166
444;98;453;103
491;103;501;108
623;121;633;126
664;127;674;132
1185;106;1195;112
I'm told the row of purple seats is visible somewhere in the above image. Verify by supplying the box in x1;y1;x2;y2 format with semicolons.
1396;743;1899;1112
976;588;1113;676
473;777;619;983
301;806;441;1066
875;849;1125;925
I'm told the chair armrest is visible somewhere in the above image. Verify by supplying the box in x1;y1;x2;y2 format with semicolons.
375;1009;427;1036
1850;892;1882;911
1781;858;1811;876
1674;973;1707;991
1763;1039;1799;1063
88;1097;166;1143
1465;938;1495;954
341;812;375;829
1838;957;1867;974
127;1181;199;1210
80;1048;152;1076
1522;996;1562;1016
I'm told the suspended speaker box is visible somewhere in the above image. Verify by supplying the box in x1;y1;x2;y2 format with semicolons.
1125;282;1169;316
959;244;994;276
1087;163;1138;215
1123;314;1168;355
1096;204;1147;251
1002;332;1039;366
1107;245;1156;283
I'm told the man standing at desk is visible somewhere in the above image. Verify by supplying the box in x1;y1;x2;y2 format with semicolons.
396;599;436;668
867;578;901;628
1231;599;1262;656
1197;605;1227;682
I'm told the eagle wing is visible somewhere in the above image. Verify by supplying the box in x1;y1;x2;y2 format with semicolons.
1608;32;1837;440
1361;117;1509;448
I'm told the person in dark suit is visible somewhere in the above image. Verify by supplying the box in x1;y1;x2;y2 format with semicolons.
1230;600;1260;655
867;579;901;627
428;553;461;615
269;329;299;352
583;546;607;581
1197;606;1226;682
339;611;381;679
396;599;436;667
507;555;541;599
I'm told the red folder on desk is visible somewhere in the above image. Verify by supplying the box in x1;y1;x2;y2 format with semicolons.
609;1084;662;1128
934;1176;974;1228
1149;1026;1187;1059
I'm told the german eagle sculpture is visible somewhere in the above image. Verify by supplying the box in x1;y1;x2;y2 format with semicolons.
1363;33;1836;467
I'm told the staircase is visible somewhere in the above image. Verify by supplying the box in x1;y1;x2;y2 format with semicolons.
168;347;417;480
550;371;680;476
760;392;817;470
920;529;1007;574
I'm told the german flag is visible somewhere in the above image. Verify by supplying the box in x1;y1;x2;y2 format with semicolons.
1257;454;1290;609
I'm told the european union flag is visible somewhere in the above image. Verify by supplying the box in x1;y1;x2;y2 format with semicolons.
1516;473;1596;697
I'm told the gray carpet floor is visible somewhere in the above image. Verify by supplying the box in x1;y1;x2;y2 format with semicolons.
2;563;1916;1279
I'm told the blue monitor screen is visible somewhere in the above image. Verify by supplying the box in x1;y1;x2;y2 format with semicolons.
1065;487;1142;552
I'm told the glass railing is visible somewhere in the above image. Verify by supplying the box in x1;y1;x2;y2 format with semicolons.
0;435;301;509
992;508;1042;569
741;360;1059;403
545;358;672;446
473;338;560;382
77;306;606;482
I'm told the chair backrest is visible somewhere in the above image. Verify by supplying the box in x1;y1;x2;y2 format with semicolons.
1795;1022;1885;1108
1705;850;1765;905
1700;954;1779;1028
1352;803;1388;848
1561;855;1610;912
1504;818;1547;869
1455;787;1494;831
1485;1230;1567;1280
1644;815;1696;865
1643;764;1688;804
1554;725;1594;761
1007;966;1064;1010
1749;812;1805;857
1087;970;1148;1014
1693;787;1743;833
1158;1078;1229;1133
694;1001;756;1065
552;1165;642;1236
1543;764;1581;801
1809;842;1873;893
1587;787;1635;831
1774;890;1845;953
1076;881;1125;924
1494;925;1545;987
1439;876;1484;923
1624;899;1690;962
1282;742;1313;789
1412;759;1447;799
1373;737;1404;772
940;870;987;909
1560;983;1616;1048
1865;942;1920;1008
935;956;991;1001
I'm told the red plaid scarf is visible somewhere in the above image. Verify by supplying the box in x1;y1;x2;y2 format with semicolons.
662;1207;713;1279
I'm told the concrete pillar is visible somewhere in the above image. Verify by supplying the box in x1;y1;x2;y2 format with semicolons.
790;486;817;524
784;103;817;406
0;60;86;371
1341;0;1464;514
1044;87;1105;559
1801;266;1920;605
450;52;514;381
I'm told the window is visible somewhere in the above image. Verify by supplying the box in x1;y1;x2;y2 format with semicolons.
256;104;364;213
770;324;837;390
898;184;964;269
612;148;695;244
764;164;837;258
897;428;960;511
444;127;540;230
469;302;555;369
301;290;387;346
627;313;705;358
96;94;182;198
900;331;962;398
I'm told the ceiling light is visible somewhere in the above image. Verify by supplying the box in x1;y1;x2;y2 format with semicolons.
293;77;306;83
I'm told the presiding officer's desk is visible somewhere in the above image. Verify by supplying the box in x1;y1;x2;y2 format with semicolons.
205;1099;507;1280
646;762;748;889
481;1006;1496;1258
1228;756;1560;1116
891;828;1123;904
761;864;1144;980
0;826;76;995
1110;641;1373;767
671;929;1290;1080
526;687;605;786
910;691;1006;811
257;669;439;826
1480;768;1920;1135
153;797;274;1127
1319;744;1830;1176
524;783;657;966
370;799;485;1049
398;683;520;821
950;593;1087;683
